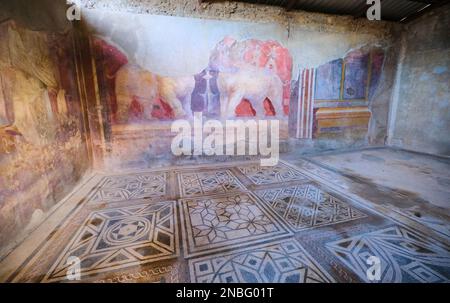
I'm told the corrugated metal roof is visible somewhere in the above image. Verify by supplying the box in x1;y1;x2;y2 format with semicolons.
234;0;444;22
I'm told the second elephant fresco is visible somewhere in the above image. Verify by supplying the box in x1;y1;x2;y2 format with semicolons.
93;36;292;123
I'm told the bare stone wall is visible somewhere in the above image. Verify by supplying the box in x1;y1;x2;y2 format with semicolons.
388;4;450;156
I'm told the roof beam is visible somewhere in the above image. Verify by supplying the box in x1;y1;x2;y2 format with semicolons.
401;0;449;23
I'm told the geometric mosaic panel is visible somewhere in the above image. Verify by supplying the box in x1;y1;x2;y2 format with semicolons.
237;162;309;185
180;193;292;258
189;239;335;283
255;184;367;231
326;226;450;283
89;172;167;203
42;202;178;282
177;170;247;198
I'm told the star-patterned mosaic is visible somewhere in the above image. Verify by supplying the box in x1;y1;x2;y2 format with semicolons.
326;225;450;283
255;184;367;231
89;172;167;203
177;169;247;197
179;193;292;257
7;161;450;283
237;162;309;185
189;239;334;283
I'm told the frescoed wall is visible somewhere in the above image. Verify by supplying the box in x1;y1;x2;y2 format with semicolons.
0;15;90;253
81;9;393;167
290;47;385;141
0;1;401;256
93;36;292;123
90;35;292;167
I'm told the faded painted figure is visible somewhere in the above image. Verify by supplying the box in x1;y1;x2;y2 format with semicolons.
94;36;292;122
218;67;284;119
115;64;194;122
211;37;292;118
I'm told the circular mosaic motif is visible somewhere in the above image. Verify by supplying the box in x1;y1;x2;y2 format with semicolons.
104;217;151;245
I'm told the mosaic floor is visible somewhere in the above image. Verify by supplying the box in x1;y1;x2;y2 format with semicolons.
2;160;449;283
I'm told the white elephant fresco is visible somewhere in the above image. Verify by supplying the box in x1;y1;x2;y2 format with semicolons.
93;36;292;122
217;67;284;119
